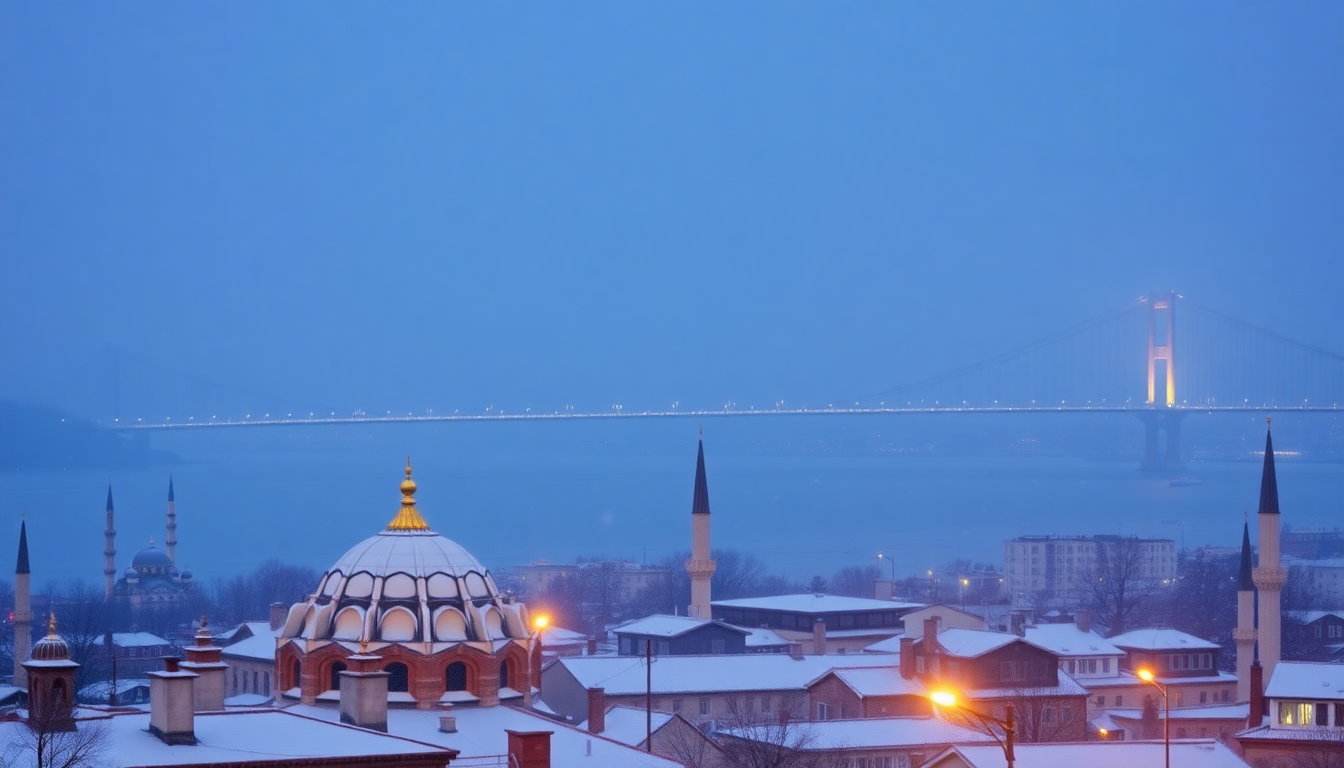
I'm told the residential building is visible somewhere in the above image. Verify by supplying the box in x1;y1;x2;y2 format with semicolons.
924;740;1252;768
1002;534;1175;605
1237;661;1344;765
1286;610;1344;661
718;716;995;768
612;615;750;656
712;594;922;654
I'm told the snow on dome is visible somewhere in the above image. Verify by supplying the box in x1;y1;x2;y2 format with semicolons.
280;461;529;645
31;615;71;661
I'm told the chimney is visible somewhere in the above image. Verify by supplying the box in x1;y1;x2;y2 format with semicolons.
923;616;941;643
1075;609;1092;634
438;703;457;733
586;637;598;656
788;640;804;660
1247;661;1264;727
149;657;199;745
339;650;390;733
586;687;606;734
270;602;288;631
874;579;895;601
1010;611;1027;637
179;618;228;712
812;618;826;655
899;637;915;679
506;729;553;768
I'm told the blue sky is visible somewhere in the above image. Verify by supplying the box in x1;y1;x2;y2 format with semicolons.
2;2;1341;421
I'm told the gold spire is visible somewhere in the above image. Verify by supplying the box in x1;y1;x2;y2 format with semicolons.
47;612;57;637
385;460;431;531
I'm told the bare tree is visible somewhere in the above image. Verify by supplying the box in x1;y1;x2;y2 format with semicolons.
1153;549;1237;659
828;566;881;599
714;695;826;768
1084;537;1163;635
3;709;110;768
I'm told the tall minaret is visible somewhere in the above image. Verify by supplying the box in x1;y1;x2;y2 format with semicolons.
1234;518;1256;702
14;518;32;688
103;485;117;601
1252;422;1286;684
165;476;177;566
685;436;717;620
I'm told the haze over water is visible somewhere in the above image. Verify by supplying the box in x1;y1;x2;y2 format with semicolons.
4;414;1340;590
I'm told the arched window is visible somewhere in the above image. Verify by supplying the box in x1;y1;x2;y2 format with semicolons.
446;662;467;692
292;660;302;690
499;660;511;690
386;662;409;693
330;662;348;691
53;679;67;707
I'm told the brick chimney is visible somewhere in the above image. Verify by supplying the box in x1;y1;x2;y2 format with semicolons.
586;637;598;656
179;617;228;712
506;729;553;768
149;657;199;745
586;687;606;734
812;618;826;655
899;637;915;679
788;640;804;660
923;616;941;643
269;602;288;631
339;650;390;733
1247;661;1264;727
1075;609;1092;634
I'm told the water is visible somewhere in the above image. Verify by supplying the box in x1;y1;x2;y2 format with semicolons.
2;416;1341;589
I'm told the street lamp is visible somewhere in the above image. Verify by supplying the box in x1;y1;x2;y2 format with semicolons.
930;691;1015;768
1137;668;1170;768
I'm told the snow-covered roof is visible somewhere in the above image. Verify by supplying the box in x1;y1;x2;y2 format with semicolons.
713;594;923;614
935;628;1046;658
1083;670;1238;688
1025;624;1123;657
926;740;1251;768
1108;628;1220;651
613;615;748;638
965;669;1090;700
822;667;926;698
577;706;675;747
539;626;587;646
551;653;885;696
79;678;152;698
220;624;279;662
1108;703;1250;721
1236;723;1344;745
862;635;903;653
720;715;994;750
111;632;172;647
289;701;684;767
1264;661;1344;700
0;709;452;766
743;626;790;648
1295;610;1344;624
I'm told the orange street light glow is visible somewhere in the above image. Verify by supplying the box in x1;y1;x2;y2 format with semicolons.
533;615;550;630
1137;668;1155;682
930;691;957;707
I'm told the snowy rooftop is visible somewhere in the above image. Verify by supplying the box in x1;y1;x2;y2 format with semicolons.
1108;703;1250;721
1237;723;1344;744
1107;628;1220;651
0;710;452;766
1264;661;1344;700
613;615;747;638
927;740;1251;768
965;669;1090;700
289;702;684;768
551;653;885;696
935;628;1045;658
713;594;923;614
1295;610;1344;624
1025;624;1123;657
539;626;588;645
743;626;790;648
220;623;279;661
1083;670;1238;688
861;635;904;653
79;678;152;698
577;706;675;747
720;715;993;750
111;632;172;648
823;666;926;698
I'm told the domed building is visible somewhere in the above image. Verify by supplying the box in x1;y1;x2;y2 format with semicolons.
277;463;540;709
106;481;194;609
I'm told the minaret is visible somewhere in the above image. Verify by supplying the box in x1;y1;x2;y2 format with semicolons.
684;436;717;620
165;476;177;566
14;518;32;689
104;485;117;601
1252;422;1286;684
1234;519;1256;702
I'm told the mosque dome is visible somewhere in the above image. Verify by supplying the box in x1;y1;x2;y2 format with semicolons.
282;462;528;645
31;616;71;661
132;543;173;571
124;567;139;579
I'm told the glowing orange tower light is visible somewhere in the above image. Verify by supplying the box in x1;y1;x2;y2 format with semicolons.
1147;292;1177;406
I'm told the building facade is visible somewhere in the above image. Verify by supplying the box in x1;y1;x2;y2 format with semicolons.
1003;535;1176;606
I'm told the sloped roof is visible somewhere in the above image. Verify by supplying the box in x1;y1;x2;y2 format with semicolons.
713;594;923;614
1025;624;1123;657
965;669;1090;700
927;740;1251;768
720;716;994;750
1108;628;1219;651
577;706;676;747
1264;661;1344;700
935;628;1048;658
613;615;748;638
823;667;926;698
551;653;883;696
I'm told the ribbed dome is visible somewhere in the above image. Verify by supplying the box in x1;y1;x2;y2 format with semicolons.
31;616;70;661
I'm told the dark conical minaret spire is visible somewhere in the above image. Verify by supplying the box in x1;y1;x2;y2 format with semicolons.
16;519;29;576
691;439;711;516
1258;427;1279;515
106;484;115;512
165;475;177;566
1234;517;1256;701
1238;521;1254;592
104;483;117;601
14;518;33;688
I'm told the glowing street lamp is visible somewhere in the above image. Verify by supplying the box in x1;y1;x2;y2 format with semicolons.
532;614;550;632
1137;668;1170;768
930;691;1015;768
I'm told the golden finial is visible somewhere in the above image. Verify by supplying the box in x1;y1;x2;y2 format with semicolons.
1267;415;1272;430
385;460;431;531
360;638;369;655
47;613;58;637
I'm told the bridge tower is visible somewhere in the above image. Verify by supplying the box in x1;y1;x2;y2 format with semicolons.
1138;292;1184;471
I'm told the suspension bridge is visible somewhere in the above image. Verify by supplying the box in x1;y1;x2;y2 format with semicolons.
107;293;1344;469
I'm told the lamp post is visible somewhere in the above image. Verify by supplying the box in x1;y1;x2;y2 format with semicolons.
877;553;896;599
931;691;1015;768
1137;668;1170;768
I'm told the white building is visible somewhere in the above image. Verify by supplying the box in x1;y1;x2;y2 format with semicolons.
1003;535;1176;605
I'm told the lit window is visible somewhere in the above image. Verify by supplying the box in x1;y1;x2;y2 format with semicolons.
1278;701;1314;726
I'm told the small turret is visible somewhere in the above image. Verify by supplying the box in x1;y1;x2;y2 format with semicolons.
165;476;177;566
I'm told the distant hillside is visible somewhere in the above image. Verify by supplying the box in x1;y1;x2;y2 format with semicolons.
0;401;175;471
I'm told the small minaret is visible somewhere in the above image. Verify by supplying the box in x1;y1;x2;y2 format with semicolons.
14;518;32;689
103;485;117;601
1233;518;1256;702
165;476;177;567
684;436;717;620
1252;422;1287;685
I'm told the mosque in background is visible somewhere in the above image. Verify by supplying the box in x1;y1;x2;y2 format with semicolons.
104;479;195;609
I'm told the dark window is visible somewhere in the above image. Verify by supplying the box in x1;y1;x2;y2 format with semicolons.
1317;703;1330;726
499;660;511;689
386;662;409;693
264;673;270;696
330;662;347;691
292;660;302;689
446;662;467;691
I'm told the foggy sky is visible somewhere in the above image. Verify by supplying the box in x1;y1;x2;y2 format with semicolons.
2;2;1342;422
